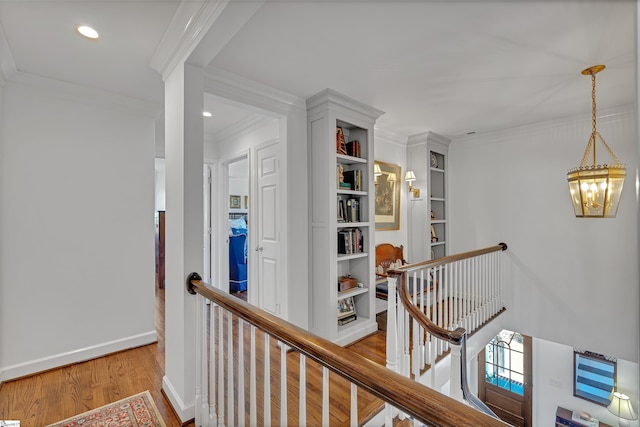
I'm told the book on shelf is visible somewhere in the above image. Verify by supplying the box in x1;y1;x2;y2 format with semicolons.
346;140;361;158
337;228;364;254
344;198;360;222
342;170;362;191
338;314;357;325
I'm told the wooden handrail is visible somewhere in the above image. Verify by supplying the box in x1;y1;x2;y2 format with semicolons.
388;243;508;419
188;275;508;427
390;242;507;273
390;242;507;345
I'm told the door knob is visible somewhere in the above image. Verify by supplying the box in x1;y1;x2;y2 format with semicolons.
255;245;263;252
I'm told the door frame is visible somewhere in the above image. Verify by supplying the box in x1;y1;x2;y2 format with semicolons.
478;332;532;427
217;152;252;298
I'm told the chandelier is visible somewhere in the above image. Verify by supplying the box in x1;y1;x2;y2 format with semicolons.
567;65;625;218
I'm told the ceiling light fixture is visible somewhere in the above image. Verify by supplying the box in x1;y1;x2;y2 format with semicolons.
76;25;99;40
567;65;625;218
202;111;212;117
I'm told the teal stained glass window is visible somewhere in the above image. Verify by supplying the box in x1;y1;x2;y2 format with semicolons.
485;330;524;396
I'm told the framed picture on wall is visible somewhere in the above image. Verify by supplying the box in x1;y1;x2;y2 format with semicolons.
244;195;249;209
230;195;241;209
374;160;401;230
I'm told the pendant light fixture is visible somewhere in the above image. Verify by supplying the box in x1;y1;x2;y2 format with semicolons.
567;65;625;218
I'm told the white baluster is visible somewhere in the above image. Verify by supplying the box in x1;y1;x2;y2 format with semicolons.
280;342;287;426
322;367;329;426
385;275;398;425
411;272;419;379
227;312;234;427
350;383;358;427
250;326;257;427
209;303;216;425
237;319;245;427
264;334;271;427
299;354;307;427
195;295;206;426
217;308;225;427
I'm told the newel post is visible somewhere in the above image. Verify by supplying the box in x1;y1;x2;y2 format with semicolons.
385;275;399;424
449;343;464;401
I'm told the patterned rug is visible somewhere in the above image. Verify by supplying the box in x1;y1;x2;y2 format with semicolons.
45;390;167;427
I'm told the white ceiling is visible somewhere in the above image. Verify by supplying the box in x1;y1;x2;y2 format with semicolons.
0;0;635;141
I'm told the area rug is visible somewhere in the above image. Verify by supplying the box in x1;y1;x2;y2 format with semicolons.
45;390;167;427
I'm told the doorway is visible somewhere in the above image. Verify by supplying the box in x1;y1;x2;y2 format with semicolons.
478;330;533;427
227;156;249;300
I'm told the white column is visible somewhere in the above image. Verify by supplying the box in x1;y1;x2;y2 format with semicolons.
449;343;464;401
162;62;204;423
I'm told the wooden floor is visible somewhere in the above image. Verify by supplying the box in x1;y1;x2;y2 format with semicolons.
0;287;388;427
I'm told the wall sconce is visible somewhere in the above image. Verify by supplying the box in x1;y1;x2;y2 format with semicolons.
608;391;637;427
405;170;416;192
567;64;626;218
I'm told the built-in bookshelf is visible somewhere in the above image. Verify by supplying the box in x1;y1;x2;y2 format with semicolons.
307;89;383;345
407;132;450;263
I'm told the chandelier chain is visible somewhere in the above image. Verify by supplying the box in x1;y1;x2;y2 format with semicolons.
578;71;622;167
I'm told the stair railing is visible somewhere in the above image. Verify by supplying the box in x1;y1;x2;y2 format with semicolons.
384;243;508;421
188;273;508;427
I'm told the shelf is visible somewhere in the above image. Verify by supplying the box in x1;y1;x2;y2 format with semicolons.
431;219;446;224
337;189;367;196
338;286;368;299
431;241;446;247
337;252;368;261
337;154;367;164
430;167;445;173
430;197;445;202
337;222;369;228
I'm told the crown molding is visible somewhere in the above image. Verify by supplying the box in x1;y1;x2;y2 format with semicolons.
204;67;306;116
374;126;408;147
452;104;634;145
9;71;162;117
211;114;275;143
406;130;451;148
0;22;17;87
150;0;228;80
306;88;385;124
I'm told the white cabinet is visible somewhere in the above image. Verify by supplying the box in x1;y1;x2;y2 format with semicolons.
406;131;450;262
307;89;384;345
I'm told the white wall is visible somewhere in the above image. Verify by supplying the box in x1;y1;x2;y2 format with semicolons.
448;106;638;360
374;131;409;252
0;77;158;381
534;337;639;427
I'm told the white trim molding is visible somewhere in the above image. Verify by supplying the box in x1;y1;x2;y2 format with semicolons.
0;331;157;384
162;375;196;423
150;0;265;82
204;66;306;116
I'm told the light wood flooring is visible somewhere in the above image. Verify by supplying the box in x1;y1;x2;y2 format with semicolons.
0;287;389;426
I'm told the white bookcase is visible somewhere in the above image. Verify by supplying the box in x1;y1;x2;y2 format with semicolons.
307;89;384;345
406;131;451;263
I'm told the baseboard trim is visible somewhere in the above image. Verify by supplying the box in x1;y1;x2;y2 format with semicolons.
0;330;157;384
162;375;196;423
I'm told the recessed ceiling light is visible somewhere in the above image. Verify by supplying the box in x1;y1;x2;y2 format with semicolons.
77;25;99;40
202;111;212;117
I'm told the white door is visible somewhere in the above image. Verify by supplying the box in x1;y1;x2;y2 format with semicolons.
255;141;280;316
